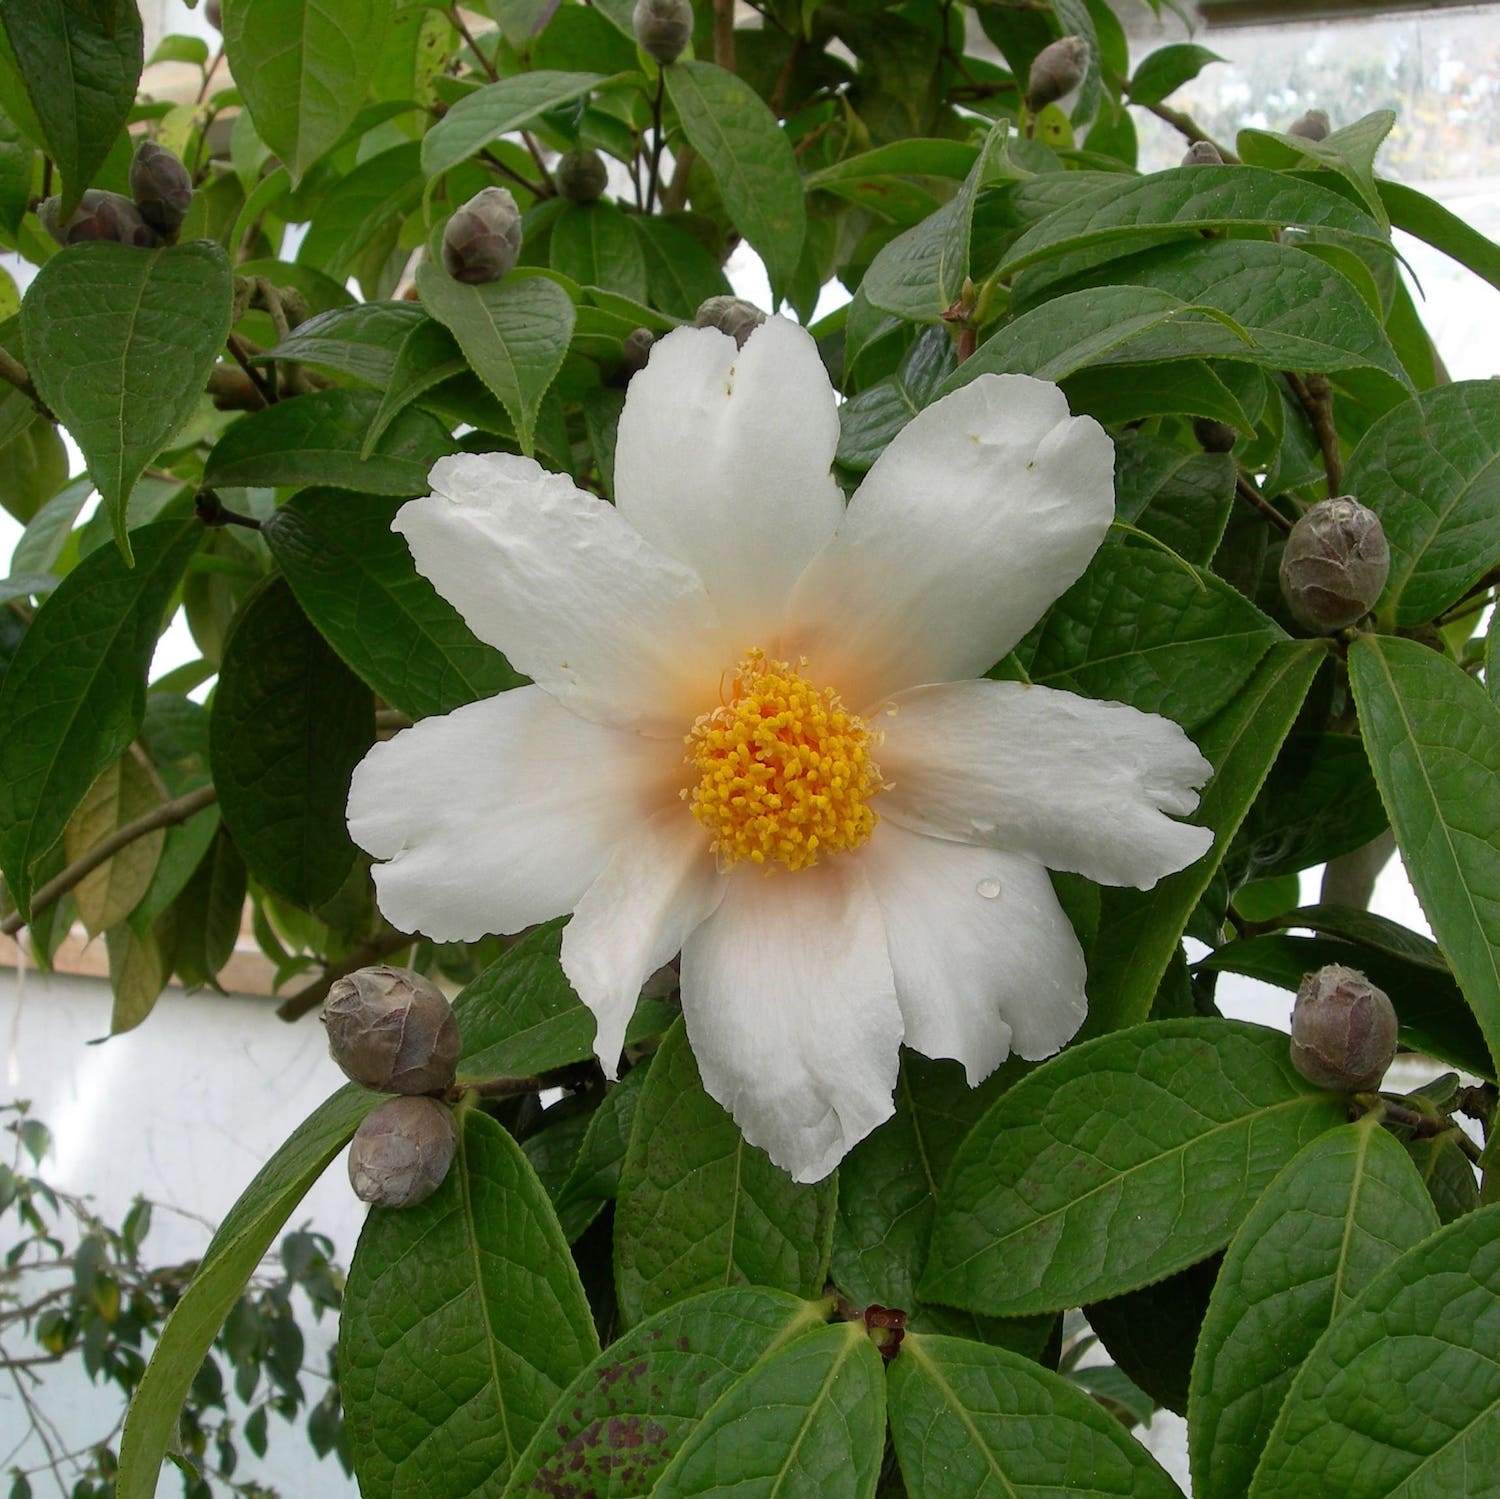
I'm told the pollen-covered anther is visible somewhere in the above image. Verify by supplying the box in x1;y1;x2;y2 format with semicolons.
685;650;883;871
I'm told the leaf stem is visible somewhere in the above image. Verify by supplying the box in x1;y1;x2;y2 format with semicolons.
1285;371;1343;495
713;0;736;70
275;929;414;1021
1130;94;1239;163
1234;472;1294;535
645;70;667;214
0;347;55;422
225;334;277;405
480;146;548;200
450;5;499;82
194;488;262;531
1;786;218;939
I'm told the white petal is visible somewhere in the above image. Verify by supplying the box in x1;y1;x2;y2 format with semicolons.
396;453;730;735
679;860;902;1183
862;823;1088;1074
561;807;725;1078
348;687;679;941
614;319;845;650
879;679;1215;889
784;374;1114;707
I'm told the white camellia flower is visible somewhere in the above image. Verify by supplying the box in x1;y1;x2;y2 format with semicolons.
347;317;1214;1184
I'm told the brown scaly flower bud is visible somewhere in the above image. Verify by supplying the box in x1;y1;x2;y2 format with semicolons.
694;294;766;349
1290;965;1398;1092
1182;140;1223;166
1288;109;1331;142
323;964;460;1094
633;0;693;65
1026;35;1089;112
622;326;655;373
205;0;222;30
348;1097;456;1209
1193;418;1237;453
1278;495;1390;632
556;148;608;203
130;142;194;239
441;187;523;285
40;190;159;249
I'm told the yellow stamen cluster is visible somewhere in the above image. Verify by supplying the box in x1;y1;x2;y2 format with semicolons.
685;650;882;872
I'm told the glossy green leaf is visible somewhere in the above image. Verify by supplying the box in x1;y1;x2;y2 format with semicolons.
634;215;733;319
653;1322;884;1499
416;262;574;456
222;0;395;184
21;241;231;557
1350;635;1500;1073
922;1019;1346;1316
1016;536;1283;730
502;1288;828;1497
1238;109;1395;225
665;60;806;305
1189;1119;1438;1499
263;489;522;719
203;389;453;496
421;70;604;178
889;1332;1180;1498
341;1107;599;1499
1343;382;1500;628
550;200;649;302
550;1062;648;1242
861;122;1005;321
257;300;426;388
169;827;246;990
1406;1130;1480;1225
1382;179;1500;294
1081;640;1324;1036
615;1020;838;1325
296;144;424;281
209;577;372;911
106;914;173;1034
1128;42;1222;105
0;518;199;916
0;0;141;213
360;318;468;459
1112;431;1235;567
836;327;955;473
1250;1205;1500;1497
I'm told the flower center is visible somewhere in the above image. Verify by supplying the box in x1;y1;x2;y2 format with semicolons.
684;649;882;872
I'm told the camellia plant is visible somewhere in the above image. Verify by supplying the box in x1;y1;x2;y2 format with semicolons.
0;0;1498;1495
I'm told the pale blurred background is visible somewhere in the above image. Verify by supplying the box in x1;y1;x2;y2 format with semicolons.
2;1;1497;1492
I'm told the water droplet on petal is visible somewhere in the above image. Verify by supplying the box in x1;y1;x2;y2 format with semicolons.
975;877;1001;900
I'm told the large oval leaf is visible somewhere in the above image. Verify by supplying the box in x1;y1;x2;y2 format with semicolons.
21;241;232;556
614;1020;838;1325
341;1107;599;1499
1189;1119;1438;1499
209;577;372;911
0;517;200;915
1350;634;1500;1075
921;1019;1346;1317
263;489;523;719
1250;1205;1500;1496
503;1288;828;1497
889;1332;1180;1498
421;70;605;179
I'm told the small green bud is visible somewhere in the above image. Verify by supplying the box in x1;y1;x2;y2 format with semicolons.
1026;35;1089;112
633;0;693;64
130;142;194;239
1288;108;1331;141
556;148;608;204
1181;140;1223;167
441;186;523;285
622;326;655;372
1290;964;1398;1092
694;294;766;349
1278;495;1390;632
348;1097;456;1209
40;189;159;248
1193;418;1237;453
324;964;461;1095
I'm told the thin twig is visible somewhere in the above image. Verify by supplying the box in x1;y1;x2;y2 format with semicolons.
1;786;218;939
1285;372;1342;495
645;70;667;213
1134;96;1239;163
480;146;548;199
1234;472;1294;535
195;488;262;530
450;6;499;81
713;0;736;69
226;334;277;405
275;930;415;1021
521;131;558;195
0;348;53;422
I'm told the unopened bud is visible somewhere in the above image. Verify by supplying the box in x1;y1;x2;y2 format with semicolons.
130;142;193;238
622;326;654;372
556;148;608;203
205;0;222;30
1026;35;1089;112
1193;418;1237;453
323;964;460;1094
441;187;522;285
694;294;766;348
348;1097;456;1209
1290;964;1398;1092
1288;109;1331;142
1182;140;1223;167
41;190;159;249
1278;495;1390;632
633;0;693;64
